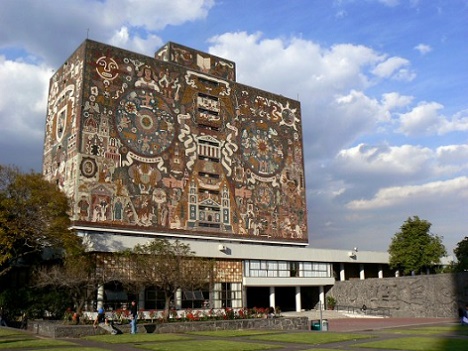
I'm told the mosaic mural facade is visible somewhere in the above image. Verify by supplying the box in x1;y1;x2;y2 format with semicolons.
43;40;308;244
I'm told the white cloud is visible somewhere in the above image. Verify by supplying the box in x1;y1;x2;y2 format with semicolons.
414;43;432;55
347;176;468;210
105;0;214;30
208;32;386;97
335;89;391;127
208;32;408;157
398;102;468;136
336;143;433;177
398;101;443;136
108;26;163;56
0;0;215;66
381;92;413;110
0;56;51;170
435;144;468;174
437;109;468;134
0;56;50;138
372;57;415;81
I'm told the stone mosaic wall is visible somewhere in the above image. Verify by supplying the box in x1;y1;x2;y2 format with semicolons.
43;39;307;244
329;273;468;318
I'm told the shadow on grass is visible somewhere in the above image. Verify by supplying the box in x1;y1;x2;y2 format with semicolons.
82;333;191;344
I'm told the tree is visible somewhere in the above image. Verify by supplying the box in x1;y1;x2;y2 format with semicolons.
454;236;468;271
0;165;81;277
122;239;213;321
388;216;447;275
34;252;100;314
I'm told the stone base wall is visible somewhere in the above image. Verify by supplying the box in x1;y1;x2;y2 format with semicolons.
329;272;468;318
27;317;309;338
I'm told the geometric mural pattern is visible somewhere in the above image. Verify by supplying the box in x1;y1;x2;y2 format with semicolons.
43;40;308;243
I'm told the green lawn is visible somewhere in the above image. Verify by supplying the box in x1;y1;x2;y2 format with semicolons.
384;325;468;336
83;333;191;344
188;330;280;337
134;339;279;351
3;324;468;351
0;338;76;350
354;336;467;351
0;328;108;350
250;331;373;344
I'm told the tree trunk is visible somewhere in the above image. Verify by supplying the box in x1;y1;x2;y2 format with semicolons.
164;294;172;322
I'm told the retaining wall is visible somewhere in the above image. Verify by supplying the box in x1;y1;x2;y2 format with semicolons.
27;317;309;338
329;272;468;318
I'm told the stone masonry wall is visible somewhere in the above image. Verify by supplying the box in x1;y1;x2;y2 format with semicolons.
28;317;309;338
328;272;468;318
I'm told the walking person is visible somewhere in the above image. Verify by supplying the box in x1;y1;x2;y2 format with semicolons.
0;308;7;327
130;300;138;334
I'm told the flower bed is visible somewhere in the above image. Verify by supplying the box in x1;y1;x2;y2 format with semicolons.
74;307;280;325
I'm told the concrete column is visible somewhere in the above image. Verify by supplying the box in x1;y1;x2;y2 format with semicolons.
138;289;145;309
359;264;365;280
269;286;275;309
340;263;346;281
378;265;383;279
97;284;104;310
175;288;182;309
213;283;222;308
319;286;325;310
295;286;302;312
242;286;247;308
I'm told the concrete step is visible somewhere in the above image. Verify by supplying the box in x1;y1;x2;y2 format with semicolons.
281;309;350;320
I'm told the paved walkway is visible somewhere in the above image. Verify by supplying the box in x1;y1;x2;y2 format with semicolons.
281;309;457;332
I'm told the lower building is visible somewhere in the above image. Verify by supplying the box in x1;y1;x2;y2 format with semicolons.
81;229;391;312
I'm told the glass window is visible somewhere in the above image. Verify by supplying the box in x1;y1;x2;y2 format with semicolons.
267;261;278;270
250;260;260;269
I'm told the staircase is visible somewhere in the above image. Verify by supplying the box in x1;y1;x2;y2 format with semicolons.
281;309;349;320
281;308;389;320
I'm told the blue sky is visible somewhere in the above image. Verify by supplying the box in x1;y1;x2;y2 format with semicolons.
1;0;467;255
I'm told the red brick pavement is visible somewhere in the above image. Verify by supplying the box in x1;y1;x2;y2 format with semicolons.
328;317;458;332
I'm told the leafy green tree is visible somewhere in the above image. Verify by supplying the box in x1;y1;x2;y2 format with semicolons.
0;164;81;277
454;236;468;272
122;239;213;321
388;216;447;275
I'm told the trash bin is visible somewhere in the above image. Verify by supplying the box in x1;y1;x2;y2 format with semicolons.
321;319;329;331
311;320;321;330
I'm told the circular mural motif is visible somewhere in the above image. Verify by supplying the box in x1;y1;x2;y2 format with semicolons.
80;157;98;178
254;183;276;210
95;56;119;81
115;90;175;157
240;120;285;176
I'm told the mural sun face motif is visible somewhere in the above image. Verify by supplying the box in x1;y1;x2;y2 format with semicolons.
95;56;119;80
